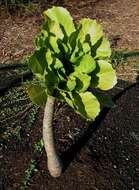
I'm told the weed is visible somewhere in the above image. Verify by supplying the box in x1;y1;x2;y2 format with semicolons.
112;50;139;68
20;138;44;190
34;138;44;153
20;159;38;190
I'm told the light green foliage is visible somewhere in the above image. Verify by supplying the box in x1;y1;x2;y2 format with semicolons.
28;6;117;120
91;60;117;90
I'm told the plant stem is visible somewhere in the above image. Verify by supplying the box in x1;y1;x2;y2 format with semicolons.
43;96;63;177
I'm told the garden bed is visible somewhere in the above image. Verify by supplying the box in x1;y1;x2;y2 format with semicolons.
0;79;138;190
0;0;139;189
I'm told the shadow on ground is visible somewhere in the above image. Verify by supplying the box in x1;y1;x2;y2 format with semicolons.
31;79;139;190
0;79;139;190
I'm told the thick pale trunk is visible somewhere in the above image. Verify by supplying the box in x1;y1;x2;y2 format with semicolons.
43;96;63;177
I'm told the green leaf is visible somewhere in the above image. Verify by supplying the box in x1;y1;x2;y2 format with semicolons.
48;21;64;53
27;84;47;106
74;72;91;92
45;50;66;81
95;37;111;58
73;91;100;120
69;28;80;53
91;60;117;90
80;92;100;119
82;42;91;53
35;29;48;49
72;92;87;117
67;76;76;91
45;49;65;70
78;18;103;46
57;38;69;57
45;49;53;66
59;91;74;108
28;49;47;75
45;69;58;95
74;54;96;73
43;6;75;36
54;58;63;69
70;19;104;63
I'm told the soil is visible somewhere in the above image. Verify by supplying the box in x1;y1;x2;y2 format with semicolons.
0;0;139;190
0;0;139;63
0;80;139;190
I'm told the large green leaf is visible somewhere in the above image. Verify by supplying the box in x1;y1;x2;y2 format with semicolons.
91;60;117;90
27;84;47;106
74;72;91;92
70;19;104;63
78;18;103;46
43;6;75;36
95;37;111;58
47;21;64;53
29;49;47;75
74;54;96;73
73;92;100;120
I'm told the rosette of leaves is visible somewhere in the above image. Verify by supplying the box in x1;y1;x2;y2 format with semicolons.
27;6;117;177
28;6;116;120
29;7;116;120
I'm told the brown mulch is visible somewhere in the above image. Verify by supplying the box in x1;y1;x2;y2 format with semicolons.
0;0;139;63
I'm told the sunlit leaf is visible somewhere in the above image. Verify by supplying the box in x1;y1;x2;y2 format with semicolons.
95;37;111;58
78;18;103;45
91;60;117;90
73;91;100;120
43;6;75;36
72;72;91;92
74;54;96;73
67;76;76;91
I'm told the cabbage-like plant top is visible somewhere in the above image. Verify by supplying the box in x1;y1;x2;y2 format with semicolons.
28;6;117;120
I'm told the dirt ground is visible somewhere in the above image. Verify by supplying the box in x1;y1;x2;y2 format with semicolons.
0;0;139;190
0;80;139;190
30;81;139;190
0;0;139;63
